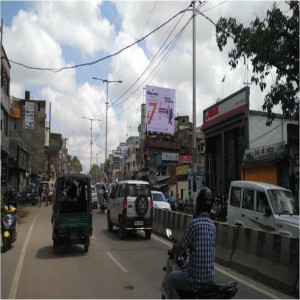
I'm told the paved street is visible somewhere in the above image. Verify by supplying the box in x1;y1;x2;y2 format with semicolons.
1;205;293;299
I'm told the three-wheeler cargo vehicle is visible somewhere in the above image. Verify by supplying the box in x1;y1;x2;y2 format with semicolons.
52;173;93;254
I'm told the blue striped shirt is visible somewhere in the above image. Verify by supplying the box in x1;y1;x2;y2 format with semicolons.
180;212;216;291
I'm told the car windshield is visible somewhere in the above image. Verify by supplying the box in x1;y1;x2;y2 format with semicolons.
152;193;166;202
126;184;151;197
268;189;299;215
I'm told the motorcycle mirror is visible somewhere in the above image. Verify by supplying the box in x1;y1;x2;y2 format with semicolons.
166;229;173;240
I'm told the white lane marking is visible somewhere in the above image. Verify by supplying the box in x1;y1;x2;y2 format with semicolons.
9;213;39;299
215;266;279;299
106;251;128;273
152;233;283;299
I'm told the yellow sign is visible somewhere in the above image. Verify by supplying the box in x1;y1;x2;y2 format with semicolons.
176;165;189;176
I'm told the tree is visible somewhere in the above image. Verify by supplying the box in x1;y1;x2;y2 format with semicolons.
215;1;299;125
89;164;101;182
72;156;83;173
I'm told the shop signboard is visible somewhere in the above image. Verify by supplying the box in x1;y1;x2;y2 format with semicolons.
146;85;175;134
243;142;285;164
162;152;179;161
176;165;189;176
179;155;192;164
202;87;249;129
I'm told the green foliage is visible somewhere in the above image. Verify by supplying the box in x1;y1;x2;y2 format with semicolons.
89;164;101;182
72;156;83;173
215;1;299;124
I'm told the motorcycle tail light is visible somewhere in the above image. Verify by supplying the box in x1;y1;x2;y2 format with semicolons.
150;197;153;208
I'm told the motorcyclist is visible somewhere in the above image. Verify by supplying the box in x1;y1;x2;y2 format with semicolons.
166;187;216;299
6;187;18;210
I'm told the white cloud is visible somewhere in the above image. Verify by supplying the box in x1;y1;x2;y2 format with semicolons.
3;0;285;171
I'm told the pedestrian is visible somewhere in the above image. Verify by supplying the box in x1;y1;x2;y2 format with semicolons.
38;184;43;207
45;185;49;207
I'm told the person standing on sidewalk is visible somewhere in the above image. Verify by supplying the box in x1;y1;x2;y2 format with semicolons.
38;184;43;207
45;185;49;207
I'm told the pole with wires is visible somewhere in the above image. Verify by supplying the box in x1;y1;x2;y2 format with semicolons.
192;0;197;204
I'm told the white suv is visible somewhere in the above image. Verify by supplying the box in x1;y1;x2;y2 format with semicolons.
107;180;153;239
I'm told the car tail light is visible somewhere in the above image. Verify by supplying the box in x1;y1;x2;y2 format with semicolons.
150;197;153;208
123;197;127;211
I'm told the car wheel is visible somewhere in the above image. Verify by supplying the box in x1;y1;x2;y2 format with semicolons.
118;217;126;239
135;193;149;216
145;230;152;239
107;212;113;232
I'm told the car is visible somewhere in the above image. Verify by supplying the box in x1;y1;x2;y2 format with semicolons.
151;191;171;211
107;180;153;239
91;185;98;209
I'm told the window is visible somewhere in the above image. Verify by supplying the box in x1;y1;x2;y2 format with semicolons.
256;191;268;212
230;187;242;207
1;108;8;135
242;189;254;210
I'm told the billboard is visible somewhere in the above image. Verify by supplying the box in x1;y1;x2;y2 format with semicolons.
25;102;34;130
146;85;175;135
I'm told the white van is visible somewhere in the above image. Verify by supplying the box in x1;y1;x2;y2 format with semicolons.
227;181;299;238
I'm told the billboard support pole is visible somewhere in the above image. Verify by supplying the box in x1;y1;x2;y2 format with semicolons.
192;1;196;203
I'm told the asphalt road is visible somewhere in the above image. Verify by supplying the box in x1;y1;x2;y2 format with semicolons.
1;205;292;299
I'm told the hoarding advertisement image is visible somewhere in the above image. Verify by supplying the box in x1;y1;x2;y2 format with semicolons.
25;102;34;130
146;85;175;135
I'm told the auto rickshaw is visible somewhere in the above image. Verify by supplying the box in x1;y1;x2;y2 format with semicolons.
52;173;93;254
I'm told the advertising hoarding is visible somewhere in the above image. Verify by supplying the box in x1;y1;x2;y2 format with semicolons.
146;85;175;134
25;102;34;130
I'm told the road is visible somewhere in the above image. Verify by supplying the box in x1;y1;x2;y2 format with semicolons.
1;205;292;299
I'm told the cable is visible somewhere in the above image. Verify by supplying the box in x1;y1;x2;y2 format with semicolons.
8;4;193;73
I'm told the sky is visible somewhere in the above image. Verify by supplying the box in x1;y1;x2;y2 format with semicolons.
1;0;286;173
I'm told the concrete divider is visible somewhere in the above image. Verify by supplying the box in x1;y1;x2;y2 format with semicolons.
230;226;299;295
152;208;299;296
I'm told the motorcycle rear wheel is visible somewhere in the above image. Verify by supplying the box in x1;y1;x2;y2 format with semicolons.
3;239;10;252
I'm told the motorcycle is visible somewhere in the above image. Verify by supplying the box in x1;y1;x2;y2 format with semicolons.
18;189;38;206
100;198;106;214
2;204;18;252
161;229;238;299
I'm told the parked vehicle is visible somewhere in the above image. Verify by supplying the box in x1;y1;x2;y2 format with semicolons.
51;173;93;254
2;204;18;252
18;189;38;206
107;180;153;239
184;200;194;214
91;186;98;209
151;191;171;211
161;229;238;299
227;181;299;238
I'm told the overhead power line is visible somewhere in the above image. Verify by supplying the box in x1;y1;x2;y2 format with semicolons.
8;4;193;73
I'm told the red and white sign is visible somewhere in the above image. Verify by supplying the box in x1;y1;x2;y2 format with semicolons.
202;88;249;129
179;155;192;163
146;85;175;134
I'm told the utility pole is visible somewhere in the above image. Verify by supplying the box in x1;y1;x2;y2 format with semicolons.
92;77;122;169
192;0;196;204
82;117;101;173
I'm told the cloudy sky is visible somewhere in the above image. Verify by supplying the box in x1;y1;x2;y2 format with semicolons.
1;0;285;173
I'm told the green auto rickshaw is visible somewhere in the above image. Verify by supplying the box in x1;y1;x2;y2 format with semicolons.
52;173;93;254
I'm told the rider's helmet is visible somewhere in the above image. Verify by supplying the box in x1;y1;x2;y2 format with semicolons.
196;187;213;214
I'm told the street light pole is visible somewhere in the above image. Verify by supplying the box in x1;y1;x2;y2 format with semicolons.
82;117;101;173
92;77;122;163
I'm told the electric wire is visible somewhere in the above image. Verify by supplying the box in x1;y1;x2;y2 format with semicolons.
8;4;193;73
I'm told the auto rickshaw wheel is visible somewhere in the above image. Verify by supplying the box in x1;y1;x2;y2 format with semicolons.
53;239;59;255
84;236;90;253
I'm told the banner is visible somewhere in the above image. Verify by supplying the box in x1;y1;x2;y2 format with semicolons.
25;102;34;130
146;85;175;134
